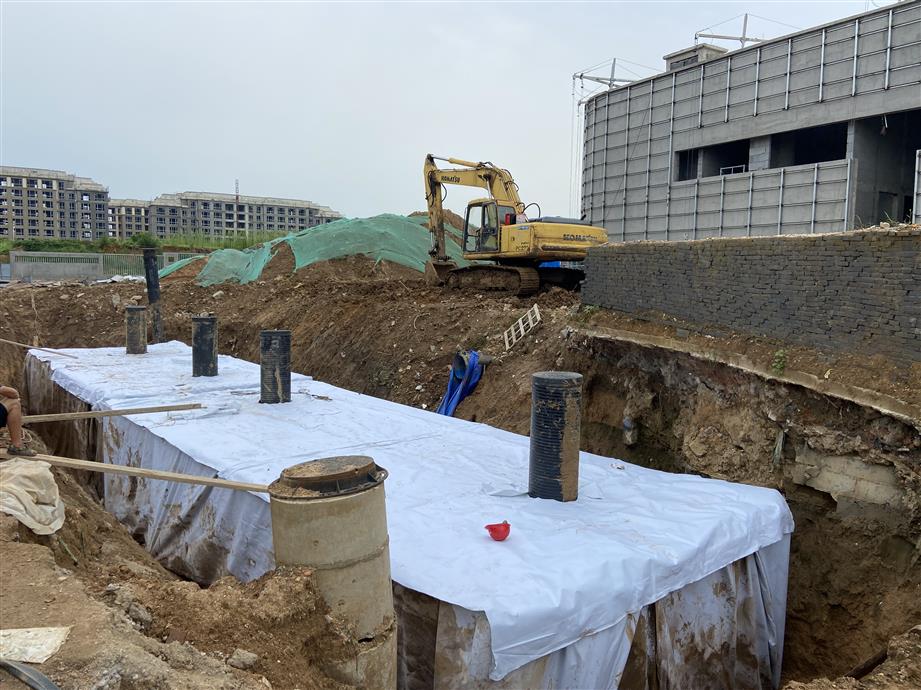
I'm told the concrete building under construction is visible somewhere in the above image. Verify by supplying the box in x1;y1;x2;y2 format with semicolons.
106;199;151;238
581;0;921;241
143;191;341;240
0;166;110;240
0;165;343;242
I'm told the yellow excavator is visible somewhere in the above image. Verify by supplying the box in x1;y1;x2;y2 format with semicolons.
423;154;608;296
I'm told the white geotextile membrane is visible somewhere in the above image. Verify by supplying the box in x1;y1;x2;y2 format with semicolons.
30;342;794;681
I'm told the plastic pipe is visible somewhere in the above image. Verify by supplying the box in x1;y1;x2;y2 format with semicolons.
125;305;147;355
259;330;291;403
142;248;162;343
529;371;583;502
192;315;218;377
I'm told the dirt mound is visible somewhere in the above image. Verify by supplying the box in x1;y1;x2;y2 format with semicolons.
0;433;354;689
409;209;467;246
409;208;467;230
298;256;423;283
161;256;207;283
126;569;354;689
258;241;297;282
258;244;426;285
0;530;266;690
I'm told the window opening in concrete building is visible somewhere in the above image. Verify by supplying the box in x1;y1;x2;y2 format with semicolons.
676;149;699;181
700;139;750;178
850;109;921;225
770;122;848;168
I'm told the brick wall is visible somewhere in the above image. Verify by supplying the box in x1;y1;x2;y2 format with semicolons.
582;227;921;362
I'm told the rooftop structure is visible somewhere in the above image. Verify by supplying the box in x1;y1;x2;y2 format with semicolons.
662;43;728;71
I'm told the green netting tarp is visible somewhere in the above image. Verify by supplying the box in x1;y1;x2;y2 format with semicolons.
159;214;468;287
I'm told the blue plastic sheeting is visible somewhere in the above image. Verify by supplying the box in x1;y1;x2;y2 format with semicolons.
436;351;483;416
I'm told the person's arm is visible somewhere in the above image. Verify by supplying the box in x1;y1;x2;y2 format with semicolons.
0;386;20;399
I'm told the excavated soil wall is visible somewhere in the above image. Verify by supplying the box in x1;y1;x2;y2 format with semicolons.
551;334;920;680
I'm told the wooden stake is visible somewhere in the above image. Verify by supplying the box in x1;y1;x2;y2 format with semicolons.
0;338;79;359
23;403;203;425
5;453;268;493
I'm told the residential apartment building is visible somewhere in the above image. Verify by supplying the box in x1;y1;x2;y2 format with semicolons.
144;192;341;239
106;199;150;238
1;165;344;242
581;0;921;241
0;167;109;240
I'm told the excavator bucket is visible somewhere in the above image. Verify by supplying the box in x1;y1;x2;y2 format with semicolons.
424;259;458;286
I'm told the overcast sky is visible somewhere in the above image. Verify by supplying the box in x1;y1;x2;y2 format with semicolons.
1;1;880;218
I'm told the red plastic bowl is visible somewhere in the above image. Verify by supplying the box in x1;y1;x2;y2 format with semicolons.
485;521;511;541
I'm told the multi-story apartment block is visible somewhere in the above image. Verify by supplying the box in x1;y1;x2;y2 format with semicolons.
1;166;343;242
581;1;921;241
106;199;150;238
145;191;341;239
0;166;109;240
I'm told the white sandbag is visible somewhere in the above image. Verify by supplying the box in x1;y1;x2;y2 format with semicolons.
0;459;65;535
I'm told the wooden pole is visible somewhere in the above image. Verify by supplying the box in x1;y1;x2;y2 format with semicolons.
23;403;203;425
4;453;268;493
0;338;79;360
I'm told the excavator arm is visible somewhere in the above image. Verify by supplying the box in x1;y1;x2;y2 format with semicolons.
424;154;524;263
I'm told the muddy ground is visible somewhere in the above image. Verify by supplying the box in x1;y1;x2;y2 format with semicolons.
1;251;919;686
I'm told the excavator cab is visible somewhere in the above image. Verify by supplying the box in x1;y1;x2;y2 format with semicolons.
463;200;516;255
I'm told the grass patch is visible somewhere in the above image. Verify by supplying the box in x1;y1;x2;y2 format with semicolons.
160;231;291;251
770;348;788;377
574;304;601;323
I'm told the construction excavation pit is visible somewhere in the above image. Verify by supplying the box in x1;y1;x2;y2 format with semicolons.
0;219;919;690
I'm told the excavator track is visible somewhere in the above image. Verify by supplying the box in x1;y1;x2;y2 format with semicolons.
445;265;540;296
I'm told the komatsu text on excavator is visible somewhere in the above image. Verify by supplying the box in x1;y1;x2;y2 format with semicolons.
423;154;608;296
